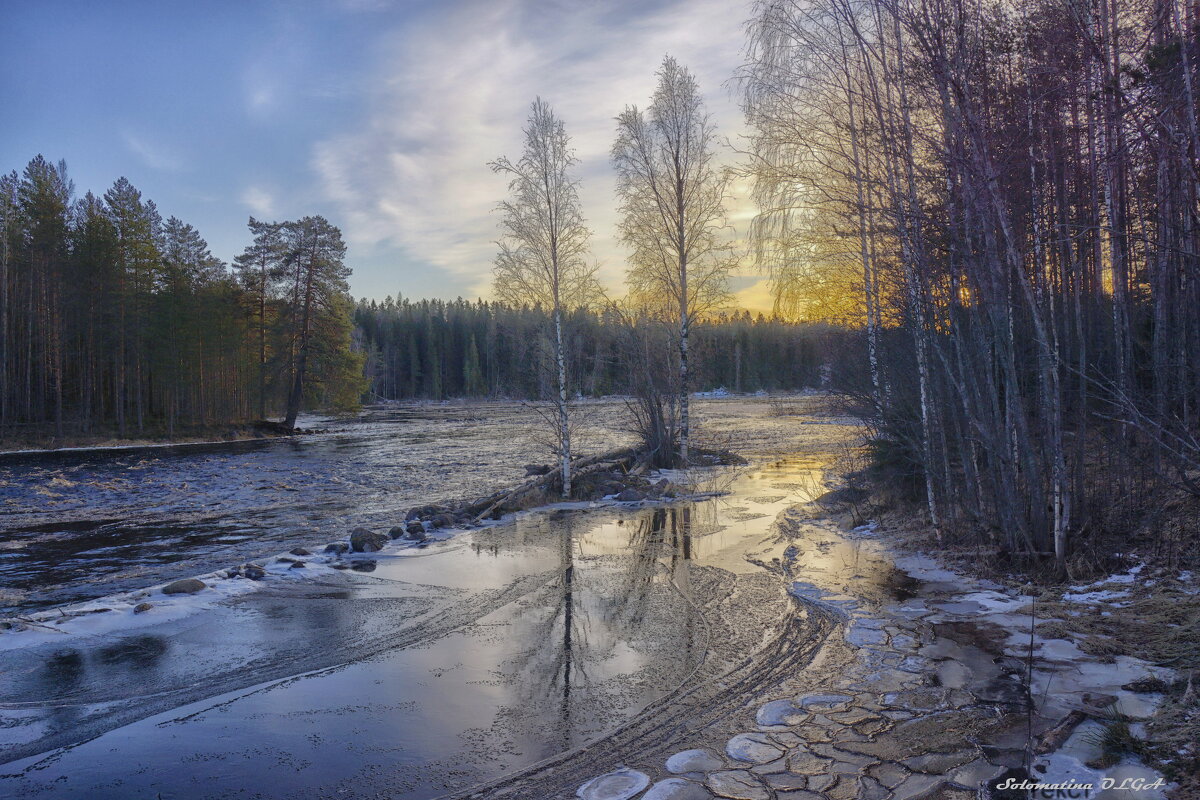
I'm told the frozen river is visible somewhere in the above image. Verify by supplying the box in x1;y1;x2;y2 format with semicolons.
0;401;640;614
0;397;1166;799
0;396;885;799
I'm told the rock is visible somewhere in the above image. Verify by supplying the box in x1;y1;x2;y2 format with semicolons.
786;749;833;775
806;774;836;793
349;559;377;572
133;602;153;614
858;777;891;800
576;767;651;800
429;513;457;529
524;463;552;476
161;578;206;595
290;547;311;556
763;772;808;791
750;757;788;775
756;699;807;726
406;504;445;521
666;749;725;774
349;527;388;552
726;733;784;764
823;775;860;800
388;526;407;539
331;562;349;570
289;561;306;569
642;778;714;800
795;692;853;711
704;770;768;800
615;488;647;502
276;556;299;564
241;563;267;580
901;750;977;774
324;542;350;555
403;525;428;542
867;761;910;789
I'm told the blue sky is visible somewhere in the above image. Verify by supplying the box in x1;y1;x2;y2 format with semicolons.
1;0;769;307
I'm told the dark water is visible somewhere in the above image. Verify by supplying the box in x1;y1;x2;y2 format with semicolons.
0;404;632;614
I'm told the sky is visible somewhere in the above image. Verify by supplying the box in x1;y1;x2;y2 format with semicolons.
0;0;774;310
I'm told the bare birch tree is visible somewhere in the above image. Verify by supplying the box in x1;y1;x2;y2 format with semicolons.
492;98;599;497
613;56;733;465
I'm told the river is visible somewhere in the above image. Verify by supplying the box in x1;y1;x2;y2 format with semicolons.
0;397;1171;799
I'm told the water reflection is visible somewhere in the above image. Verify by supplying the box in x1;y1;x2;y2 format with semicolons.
2;455;884;799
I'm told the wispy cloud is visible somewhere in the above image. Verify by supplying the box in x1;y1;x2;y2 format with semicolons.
313;0;754;299
122;130;184;172
240;185;277;218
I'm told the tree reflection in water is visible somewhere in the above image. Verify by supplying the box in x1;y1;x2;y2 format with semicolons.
508;505;703;747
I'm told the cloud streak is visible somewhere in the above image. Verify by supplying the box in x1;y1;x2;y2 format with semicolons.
313;0;756;299
122;130;184;172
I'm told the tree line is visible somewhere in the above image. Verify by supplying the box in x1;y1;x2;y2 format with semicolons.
738;0;1200;573
355;297;826;402
0;157;364;442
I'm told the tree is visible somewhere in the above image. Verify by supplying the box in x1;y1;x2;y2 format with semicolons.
233;217;285;419
612;56;732;465
280;215;352;429
492;98;600;496
104;176;161;435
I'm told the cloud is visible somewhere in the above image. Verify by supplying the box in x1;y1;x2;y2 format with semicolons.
122;130;184;172
733;278;776;315
313;0;755;299
240;185;277;218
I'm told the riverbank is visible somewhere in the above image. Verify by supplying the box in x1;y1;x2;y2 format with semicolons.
0;418;310;455
813;455;1199;798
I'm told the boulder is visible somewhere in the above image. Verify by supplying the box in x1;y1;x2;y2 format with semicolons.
290;547;311;556
349;559;377;572
324;542;350;555
616;488;647;502
407;504;446;521
241;563;267;580
133;602;153;614
162;578;206;595
429;513;457;529
524;463;552;476
388;526;407;540
288;561;306;569
350;527;388;552
405;520;425;536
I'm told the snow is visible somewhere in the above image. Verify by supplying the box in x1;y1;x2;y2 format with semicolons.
1061;588;1132;604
